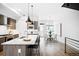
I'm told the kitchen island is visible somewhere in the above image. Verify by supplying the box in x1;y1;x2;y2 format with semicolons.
1;35;38;56
0;34;19;52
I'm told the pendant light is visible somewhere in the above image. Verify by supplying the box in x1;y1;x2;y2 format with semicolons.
31;5;34;25
26;3;32;24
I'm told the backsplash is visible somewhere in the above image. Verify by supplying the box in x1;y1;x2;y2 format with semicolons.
0;25;7;35
7;29;19;34
0;25;19;35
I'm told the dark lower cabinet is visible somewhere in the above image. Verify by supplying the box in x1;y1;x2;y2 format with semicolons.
7;17;16;29
0;15;4;25
3;45;27;56
13;34;19;38
0;37;5;51
0;34;19;52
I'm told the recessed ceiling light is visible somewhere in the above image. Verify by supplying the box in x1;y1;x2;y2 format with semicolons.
18;9;21;11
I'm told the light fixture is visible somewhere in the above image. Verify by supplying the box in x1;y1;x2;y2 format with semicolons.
26;3;32;24
31;5;34;25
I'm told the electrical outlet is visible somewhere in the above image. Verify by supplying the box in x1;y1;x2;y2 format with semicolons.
18;49;21;53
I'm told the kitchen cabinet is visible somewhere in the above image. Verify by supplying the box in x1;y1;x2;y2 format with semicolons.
0;34;19;51
7;17;16;29
5;34;19;41
3;45;27;56
13;34;19;38
0;37;5;51
0;15;4;25
33;21;38;29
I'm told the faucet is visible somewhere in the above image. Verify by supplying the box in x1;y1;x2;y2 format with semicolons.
8;30;12;35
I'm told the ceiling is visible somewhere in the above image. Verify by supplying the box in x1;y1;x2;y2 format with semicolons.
2;3;64;20
2;3;28;16
62;3;79;11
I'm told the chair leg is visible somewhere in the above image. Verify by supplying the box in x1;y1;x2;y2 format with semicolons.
37;48;39;56
37;47;40;56
28;48;32;56
34;48;38;56
38;48;40;56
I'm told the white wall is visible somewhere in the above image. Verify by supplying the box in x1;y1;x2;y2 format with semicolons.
54;7;79;44
16;16;27;37
0;25;7;35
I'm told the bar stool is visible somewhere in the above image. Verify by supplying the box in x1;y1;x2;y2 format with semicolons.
28;36;40;56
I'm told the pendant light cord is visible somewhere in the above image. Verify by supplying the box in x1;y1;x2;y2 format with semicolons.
31;5;33;21
28;3;29;16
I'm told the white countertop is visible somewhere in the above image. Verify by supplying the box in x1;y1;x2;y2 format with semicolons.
1;35;38;45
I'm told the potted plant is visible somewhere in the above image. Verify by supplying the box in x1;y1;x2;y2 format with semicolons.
48;30;52;40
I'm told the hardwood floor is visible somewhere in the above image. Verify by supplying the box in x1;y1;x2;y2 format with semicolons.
40;38;68;56
40;38;79;56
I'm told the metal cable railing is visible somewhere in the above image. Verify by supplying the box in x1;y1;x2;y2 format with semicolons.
65;37;79;55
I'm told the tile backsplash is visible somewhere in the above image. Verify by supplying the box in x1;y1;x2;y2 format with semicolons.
0;25;7;35
0;25;19;35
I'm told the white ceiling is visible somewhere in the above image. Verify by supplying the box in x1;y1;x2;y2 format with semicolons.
2;3;64;20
